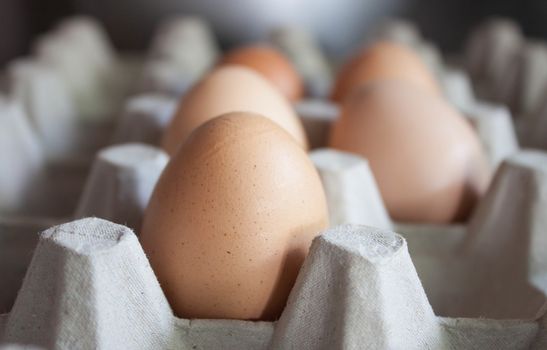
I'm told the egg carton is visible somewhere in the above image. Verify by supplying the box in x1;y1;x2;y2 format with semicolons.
0;93;181;312
0;13;228;314
0;13;226;214
0;16;145;221
0;11;329;219
1;153;546;349
1;118;546;349
0;13;547;349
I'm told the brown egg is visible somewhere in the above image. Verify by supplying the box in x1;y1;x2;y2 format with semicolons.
220;45;304;101
141;112;329;320
331;41;441;103
161;65;307;155
329;81;491;223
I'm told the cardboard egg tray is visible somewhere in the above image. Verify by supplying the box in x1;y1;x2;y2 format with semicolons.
1;15;547;349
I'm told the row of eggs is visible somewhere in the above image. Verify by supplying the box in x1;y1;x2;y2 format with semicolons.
133;38;491;321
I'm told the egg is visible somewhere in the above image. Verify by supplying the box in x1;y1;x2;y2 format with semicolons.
141;112;329;320
329;81;491;223
331;41;441;103
161;65;307;155
220;45;304;101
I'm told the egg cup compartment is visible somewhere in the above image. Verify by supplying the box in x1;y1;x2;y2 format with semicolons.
0;216;61;315
1;216;544;349
0;81;128;219
0;14;204;221
1;16;148;220
0;99;94;218
1;143;546;349
312;145;547;314
2;14;547;349
113;94;178;146
75;143;169;232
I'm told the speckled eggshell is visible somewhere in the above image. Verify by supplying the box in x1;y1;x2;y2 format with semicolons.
329;81;491;223
331;41;441;103
161;65;307;155
220;45;304;101
141;112;329;321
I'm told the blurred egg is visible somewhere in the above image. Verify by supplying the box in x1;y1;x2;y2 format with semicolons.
142;112;329;320
220;45;304;101
329;81;491;223
161;65;307;155
331;41;441;103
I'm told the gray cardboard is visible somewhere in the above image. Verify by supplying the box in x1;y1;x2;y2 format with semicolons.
2;219;544;349
75;143;168;233
113;94;177;146
310;149;392;230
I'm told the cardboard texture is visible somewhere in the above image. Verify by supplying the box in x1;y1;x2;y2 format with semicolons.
75;143;169;233
2;15;547;349
0;216;61;314
1;216;545;349
399;151;547;320
1;218;273;349
113;94;177;146
462;101;519;169
310;149;392;230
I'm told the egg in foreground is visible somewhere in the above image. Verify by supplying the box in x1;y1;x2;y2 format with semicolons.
142;112;329;320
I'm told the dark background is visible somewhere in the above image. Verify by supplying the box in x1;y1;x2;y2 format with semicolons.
2;0;547;65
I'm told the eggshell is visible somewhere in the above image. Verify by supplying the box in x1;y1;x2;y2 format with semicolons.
329;81;491;223
141;112;329;321
220;45;304;101
161;65;307;155
331;41;441;103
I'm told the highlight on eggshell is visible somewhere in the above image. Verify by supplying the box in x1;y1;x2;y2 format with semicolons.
331;40;441;103
160;65;308;155
329;81;491;223
220;44;304;102
142;112;329;321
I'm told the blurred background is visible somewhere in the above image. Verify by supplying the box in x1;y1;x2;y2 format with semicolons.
2;0;547;64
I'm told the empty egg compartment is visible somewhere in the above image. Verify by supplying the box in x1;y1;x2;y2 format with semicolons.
1;14;547;350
